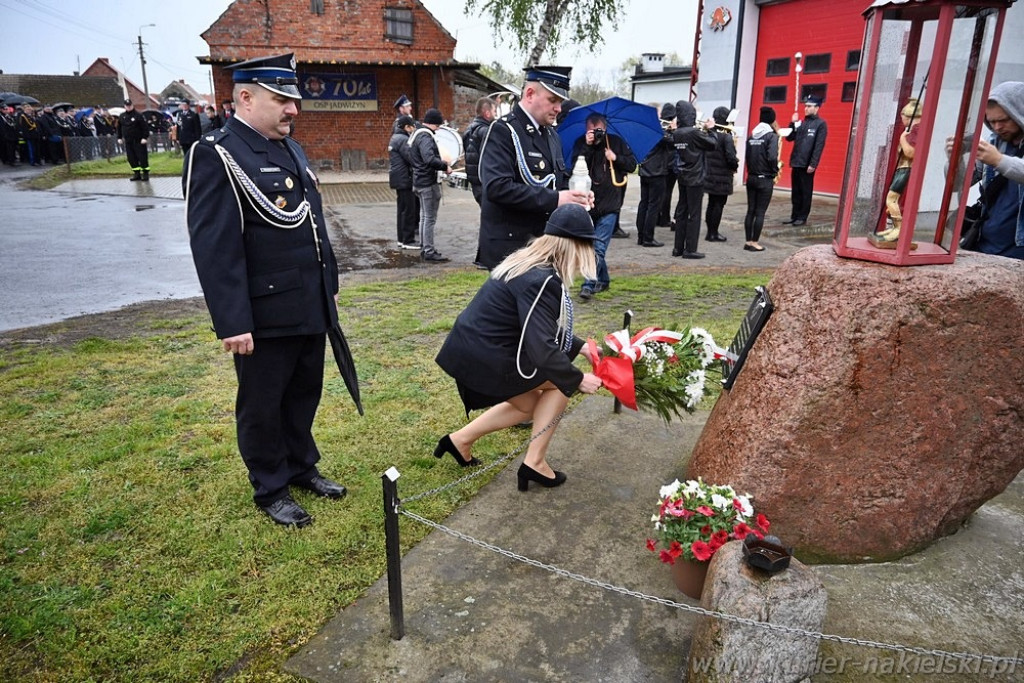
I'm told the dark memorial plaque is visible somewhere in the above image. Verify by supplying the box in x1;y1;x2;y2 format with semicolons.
721;286;774;389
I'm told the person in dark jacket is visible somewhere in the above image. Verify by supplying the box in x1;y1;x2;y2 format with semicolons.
0;103;19;165
183;54;350;528
389;114;420;249
657;102;677;228
570;114;638;299
463;96;496;204
476;66;592;269
671;101;717;258
17;105;43;166
409;108;452;262
176;101;203;154
743;106;781;252
785;95;828;225
703;106;739;242
434;204;603;490
117;99;150;181
636;104;675;247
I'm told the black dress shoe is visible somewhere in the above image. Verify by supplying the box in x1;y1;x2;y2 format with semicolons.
517;463;567;491
782;218;796;224
294;475;348;499
791;220;806;226
434;434;480;467
680;251;706;259
672;249;683;257
611;227;630;239
743;244;766;252
260;495;312;527
421;251;450;263
641;239;664;247
705;233;728;242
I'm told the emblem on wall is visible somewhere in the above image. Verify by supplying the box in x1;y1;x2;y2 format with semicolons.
709;6;732;31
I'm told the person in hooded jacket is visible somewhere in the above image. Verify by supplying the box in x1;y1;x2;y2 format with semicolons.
972;81;1024;260
657;103;677;228
743;106;781;252
636;103;675;247
671;101;717;258
702;106;739;242
388;114;420;250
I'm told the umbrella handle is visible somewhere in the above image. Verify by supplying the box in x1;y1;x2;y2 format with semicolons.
609;163;628;188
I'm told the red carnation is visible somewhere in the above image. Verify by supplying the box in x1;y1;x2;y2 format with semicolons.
756;513;771;532
732;522;754;540
696;505;715;516
710;530;729;549
691;540;713;562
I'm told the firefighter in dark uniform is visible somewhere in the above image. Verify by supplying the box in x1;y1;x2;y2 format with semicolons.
117;98;150;181
175;100;203;154
476;66;593;270
183;53;351;527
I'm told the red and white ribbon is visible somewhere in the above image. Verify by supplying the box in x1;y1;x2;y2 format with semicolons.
605;326;684;362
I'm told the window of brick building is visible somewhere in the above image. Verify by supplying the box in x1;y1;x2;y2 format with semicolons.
385;8;414;44
311;0;324;15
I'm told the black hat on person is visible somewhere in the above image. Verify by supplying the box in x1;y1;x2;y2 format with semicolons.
422;108;444;125
396;114;416;130
556;98;580;126
227;53;301;100
124;97;134;106
543;204;596;241
759;106;777;124
803;94;823;106
524;66;572;99
660;102;676;121
393;94;412;110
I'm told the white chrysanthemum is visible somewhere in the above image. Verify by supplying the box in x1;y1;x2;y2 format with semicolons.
659;479;682;499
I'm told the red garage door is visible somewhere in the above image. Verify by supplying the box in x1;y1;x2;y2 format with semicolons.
747;0;869;195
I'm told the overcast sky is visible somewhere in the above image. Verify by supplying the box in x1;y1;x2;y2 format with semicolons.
0;0;696;94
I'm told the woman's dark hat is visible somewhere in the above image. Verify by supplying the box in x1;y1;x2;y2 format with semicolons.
524;66;572;99
227;53;301;100
543;204;596;241
759;106;777;124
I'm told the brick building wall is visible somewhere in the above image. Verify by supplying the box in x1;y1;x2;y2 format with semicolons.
202;0;481;169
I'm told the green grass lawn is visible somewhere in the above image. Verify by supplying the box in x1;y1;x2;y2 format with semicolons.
0;270;767;682
24;152;184;190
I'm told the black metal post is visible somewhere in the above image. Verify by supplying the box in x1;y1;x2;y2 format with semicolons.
382;467;405;640
613;309;633;414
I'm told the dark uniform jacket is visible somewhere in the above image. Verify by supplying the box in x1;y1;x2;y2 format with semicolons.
462;115;490;188
183;115;338;340
436;266;585;399
117;110;149;141
408;127;447;189
17;111;41;141
639;130;675;178
787;114;827;169
745;123;780;178
672;101;717;186
477;104;568;269
703;129;738;195
177;109;202;150
387;129;413;190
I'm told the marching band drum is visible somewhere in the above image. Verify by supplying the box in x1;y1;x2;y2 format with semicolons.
434;125;469;190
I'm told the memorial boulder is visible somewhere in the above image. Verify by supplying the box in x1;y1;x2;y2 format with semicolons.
689;246;1024;562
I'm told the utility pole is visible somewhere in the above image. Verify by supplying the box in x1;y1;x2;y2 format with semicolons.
137;24;155;110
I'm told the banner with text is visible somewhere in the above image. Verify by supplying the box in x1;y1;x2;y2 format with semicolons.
298;72;378;112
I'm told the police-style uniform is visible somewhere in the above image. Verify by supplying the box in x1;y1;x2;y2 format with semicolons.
183;54;342;508
476;67;572;269
176;105;203;151
117;101;150;180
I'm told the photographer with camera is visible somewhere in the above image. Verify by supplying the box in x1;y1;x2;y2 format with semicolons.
569;113;638;300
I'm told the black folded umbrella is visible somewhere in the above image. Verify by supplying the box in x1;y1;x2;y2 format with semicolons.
327;324;363;415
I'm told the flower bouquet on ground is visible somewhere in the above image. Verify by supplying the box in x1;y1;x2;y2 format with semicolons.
646;478;771;564
587;326;731;423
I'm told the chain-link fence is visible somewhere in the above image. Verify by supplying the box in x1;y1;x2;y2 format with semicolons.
57;133;178;165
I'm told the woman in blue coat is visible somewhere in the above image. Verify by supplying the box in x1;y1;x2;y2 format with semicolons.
435;204;604;491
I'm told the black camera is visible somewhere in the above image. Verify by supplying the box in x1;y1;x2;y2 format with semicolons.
591;128;605;144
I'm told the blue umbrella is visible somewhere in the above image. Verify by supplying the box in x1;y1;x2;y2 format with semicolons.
558;97;664;169
74;107;95;122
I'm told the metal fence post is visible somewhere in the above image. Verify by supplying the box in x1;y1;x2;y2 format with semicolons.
382;466;405;640
613;309;633;414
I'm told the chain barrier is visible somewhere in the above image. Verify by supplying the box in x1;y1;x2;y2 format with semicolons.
393;400;1021;669
399;509;1022;668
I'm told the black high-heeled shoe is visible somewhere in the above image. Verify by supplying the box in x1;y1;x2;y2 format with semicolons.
434;434;480;467
517;463;567;491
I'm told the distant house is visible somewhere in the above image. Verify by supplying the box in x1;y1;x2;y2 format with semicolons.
0;72;124;108
82;58;160;109
629;54;693;108
199;0;504;170
159;80;208;109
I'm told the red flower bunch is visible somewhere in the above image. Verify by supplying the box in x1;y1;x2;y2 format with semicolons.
646;478;772;564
